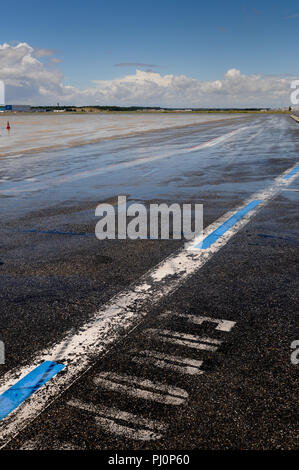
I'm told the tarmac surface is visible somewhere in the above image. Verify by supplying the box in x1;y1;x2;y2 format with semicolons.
0;113;298;450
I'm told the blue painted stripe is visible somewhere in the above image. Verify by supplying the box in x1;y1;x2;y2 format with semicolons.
283;166;299;180
0;228;94;237
0;228;187;240
194;200;262;249
0;361;65;421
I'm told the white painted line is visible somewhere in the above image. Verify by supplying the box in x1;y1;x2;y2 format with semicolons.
94;416;162;441
132;350;204;376
242;127;264;144
0;161;298;447
94;372;188;406
168;313;236;332
185;126;250;152
67;398;166;430
67;398;166;441
143;169;158;177
185;161;299;250
145;329;220;352
146;329;221;345
167;342;212;352
0;125;250;195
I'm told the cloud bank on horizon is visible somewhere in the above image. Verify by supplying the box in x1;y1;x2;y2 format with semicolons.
0;42;293;108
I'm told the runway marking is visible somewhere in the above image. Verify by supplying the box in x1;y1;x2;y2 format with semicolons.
145;329;221;352
94;417;162;441
67;398;166;441
94;372;188;406
193;200;262;249
0;125;250;194
0;361;65;422
143;169;158;177
186;126;248;151
68;398;166;430
131;350;204;375
185;162;299;251
169;313;236;332
0;227;183;240
54;310;234;447
0;161;299;447
283;166;299;180
0;227;94;237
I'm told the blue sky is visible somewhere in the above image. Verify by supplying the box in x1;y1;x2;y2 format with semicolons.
0;0;299;106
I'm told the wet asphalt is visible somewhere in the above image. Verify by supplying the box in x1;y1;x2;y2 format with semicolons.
0;114;298;450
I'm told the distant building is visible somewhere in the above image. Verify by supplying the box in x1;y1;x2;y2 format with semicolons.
0;104;31;112
12;105;31;112
0;105;12;112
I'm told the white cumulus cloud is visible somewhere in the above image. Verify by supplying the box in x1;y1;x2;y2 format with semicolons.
0;42;294;107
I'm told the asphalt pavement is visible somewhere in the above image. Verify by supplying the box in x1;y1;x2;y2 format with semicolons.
0;114;298;450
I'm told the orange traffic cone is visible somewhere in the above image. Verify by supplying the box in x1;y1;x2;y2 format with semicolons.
6;121;10;130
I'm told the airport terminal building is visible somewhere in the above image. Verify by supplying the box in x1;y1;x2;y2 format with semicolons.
0;104;31;112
